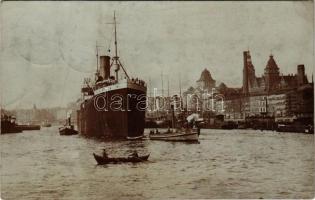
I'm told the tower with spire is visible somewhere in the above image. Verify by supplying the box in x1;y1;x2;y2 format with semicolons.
242;50;310;95
264;54;280;92
242;51;256;95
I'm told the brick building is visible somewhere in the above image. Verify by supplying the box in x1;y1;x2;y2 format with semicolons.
219;50;313;123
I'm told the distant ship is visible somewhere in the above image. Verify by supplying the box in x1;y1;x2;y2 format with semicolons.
1;114;22;134
77;13;147;139
42;121;52;127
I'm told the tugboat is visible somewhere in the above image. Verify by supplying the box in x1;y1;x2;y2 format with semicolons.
77;12;147;139
1;114;22;134
149;107;200;142
59;115;78;136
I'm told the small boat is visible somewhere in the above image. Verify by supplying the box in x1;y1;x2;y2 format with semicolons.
149;112;201;142
42;122;52;127
149;128;199;142
17;124;41;131
93;153;150;165
126;135;144;140
59;114;78;135
277;123;314;134
59;125;78;135
42;124;52;127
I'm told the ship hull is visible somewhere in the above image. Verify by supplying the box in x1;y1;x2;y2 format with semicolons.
77;87;146;139
1;121;22;134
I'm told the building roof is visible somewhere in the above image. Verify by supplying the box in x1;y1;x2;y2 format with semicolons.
281;75;297;87
217;82;227;91
265;55;279;70
183;86;195;95
255;77;265;87
197;68;215;82
216;82;242;99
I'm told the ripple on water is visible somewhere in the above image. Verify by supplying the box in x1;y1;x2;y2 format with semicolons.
1;128;314;199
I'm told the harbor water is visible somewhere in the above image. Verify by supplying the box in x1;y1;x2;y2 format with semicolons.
1;127;314;199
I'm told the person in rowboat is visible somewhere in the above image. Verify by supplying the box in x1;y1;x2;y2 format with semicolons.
102;149;108;159
130;150;138;158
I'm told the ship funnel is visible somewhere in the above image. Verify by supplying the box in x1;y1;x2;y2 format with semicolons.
100;56;111;79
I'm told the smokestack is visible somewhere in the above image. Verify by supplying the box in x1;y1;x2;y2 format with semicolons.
99;56;111;80
297;64;305;74
297;64;305;86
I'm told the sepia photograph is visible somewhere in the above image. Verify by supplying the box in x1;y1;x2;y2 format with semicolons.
0;1;314;199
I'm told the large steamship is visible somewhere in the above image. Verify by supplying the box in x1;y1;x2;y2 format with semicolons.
77;13;147;139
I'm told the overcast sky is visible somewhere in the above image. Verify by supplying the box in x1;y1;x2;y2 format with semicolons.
0;1;313;109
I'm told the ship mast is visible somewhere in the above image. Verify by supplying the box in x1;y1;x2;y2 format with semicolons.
179;73;182;110
149;77;152;98
111;11;130;80
96;42;99;72
114;12;118;66
95;42;99;81
113;12;119;80
179;74;182;98
161;71;164;97
167;76;170;97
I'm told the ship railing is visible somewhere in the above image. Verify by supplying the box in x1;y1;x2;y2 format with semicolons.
93;79;118;90
128;78;146;87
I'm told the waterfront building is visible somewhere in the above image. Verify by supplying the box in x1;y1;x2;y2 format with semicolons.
196;68;216;91
153;50;313;126
242;51;309;95
220;50;313;123
182;68;216;113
